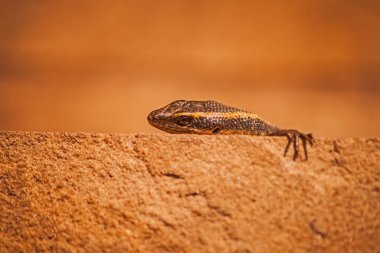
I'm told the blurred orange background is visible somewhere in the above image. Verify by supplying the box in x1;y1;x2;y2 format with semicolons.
0;1;379;137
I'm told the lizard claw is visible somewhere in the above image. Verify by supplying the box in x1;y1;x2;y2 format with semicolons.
283;130;313;161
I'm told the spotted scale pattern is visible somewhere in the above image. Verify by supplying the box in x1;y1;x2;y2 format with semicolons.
147;100;314;161
147;100;278;135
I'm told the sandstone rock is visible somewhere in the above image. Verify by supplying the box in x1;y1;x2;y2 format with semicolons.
0;132;379;252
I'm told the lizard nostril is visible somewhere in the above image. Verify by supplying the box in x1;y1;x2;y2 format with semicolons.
147;112;155;122
148;110;163;122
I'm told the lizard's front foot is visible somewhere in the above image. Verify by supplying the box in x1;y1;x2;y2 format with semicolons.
282;130;313;160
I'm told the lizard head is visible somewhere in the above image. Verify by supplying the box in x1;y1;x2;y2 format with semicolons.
147;100;211;134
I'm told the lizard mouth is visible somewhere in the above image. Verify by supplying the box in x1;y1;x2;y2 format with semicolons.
147;113;203;134
147;111;179;133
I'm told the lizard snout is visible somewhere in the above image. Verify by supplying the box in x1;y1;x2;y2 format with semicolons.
147;111;157;122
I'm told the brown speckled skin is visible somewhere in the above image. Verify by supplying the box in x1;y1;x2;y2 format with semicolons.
148;100;313;160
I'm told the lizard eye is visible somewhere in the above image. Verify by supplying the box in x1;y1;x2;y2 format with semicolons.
176;116;192;126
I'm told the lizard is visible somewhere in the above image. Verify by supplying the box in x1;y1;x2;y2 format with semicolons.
147;100;313;160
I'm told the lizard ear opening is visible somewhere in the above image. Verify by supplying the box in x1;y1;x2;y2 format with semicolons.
212;128;221;134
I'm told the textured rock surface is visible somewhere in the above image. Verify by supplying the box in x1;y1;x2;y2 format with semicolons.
0;132;379;253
